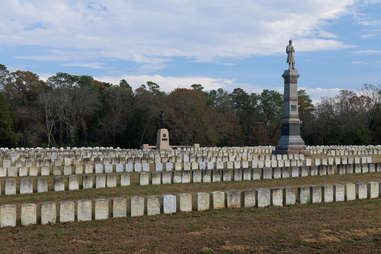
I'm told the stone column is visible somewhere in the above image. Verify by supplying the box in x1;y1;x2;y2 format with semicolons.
273;69;308;155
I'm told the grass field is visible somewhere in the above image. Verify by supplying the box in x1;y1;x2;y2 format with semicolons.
1;167;381;253
0;197;380;253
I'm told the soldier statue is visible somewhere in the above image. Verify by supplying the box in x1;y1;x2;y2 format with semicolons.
286;40;295;71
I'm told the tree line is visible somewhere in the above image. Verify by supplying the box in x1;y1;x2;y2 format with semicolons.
0;64;380;148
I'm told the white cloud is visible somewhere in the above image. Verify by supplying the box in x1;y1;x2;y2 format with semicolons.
351;60;368;64
95;74;343;104
60;62;109;69
355;49;381;55
96;74;235;92
360;33;376;38
0;0;357;64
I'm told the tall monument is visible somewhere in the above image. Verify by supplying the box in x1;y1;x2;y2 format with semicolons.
273;40;308;155
156;111;170;150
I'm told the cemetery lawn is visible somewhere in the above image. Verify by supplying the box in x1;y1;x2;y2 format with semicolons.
0;197;380;253
1;173;381;205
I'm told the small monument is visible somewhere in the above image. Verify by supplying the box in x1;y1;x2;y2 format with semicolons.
156;111;170;150
273;40;309;155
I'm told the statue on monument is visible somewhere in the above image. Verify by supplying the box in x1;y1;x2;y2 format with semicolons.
159;111;165;129
286;40;295;71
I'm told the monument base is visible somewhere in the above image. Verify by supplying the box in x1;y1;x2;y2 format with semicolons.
272;146;310;155
156;128;170;150
273;130;310;155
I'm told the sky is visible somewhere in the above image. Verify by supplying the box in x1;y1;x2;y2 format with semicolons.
1;0;381;102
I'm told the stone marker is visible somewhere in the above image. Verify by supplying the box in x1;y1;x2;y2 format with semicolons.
115;163;124;173
226;190;241;208
64;166;72;175
151;172;161;185
19;167;28;177
178;193;192;212
68;175;79;190
362;164;369;174
369;163;375;173
182;171;191;184
54;176;65;192
147;196;161;216
310;166;318;176
284;187;297;205
196;192;210;211
95;163;104;174
282;167;290;178
243;190;256;208
345;183;356;201
234;169;243;181
211;191;225;209
346;164;354;174
112;197;127;218
20;177;33;194
163;194;176;214
257;188;271;208
173;171;182;184
271;188;283;206
192;170;202;183
120;173;130;186
222;169;232;182
134;162;142;172
243;168;252;181
21;203;37;226
165;162;173;171
95;198;109;220
334;184;345;202
37;177;48;193
8;167;18;177
368;181;379;199
41;201;56;225
75;165;84;175
77;200;92;221
130;196;145;217
162;172;172;184
5;179;16;195
253;168;262;180
104;163;113;173
95;174;106;188
202;170;212;183
291;167;299;178
139;172;150;186
319;166;327;176
299;186;311;204
323;184;334;203
273;167;281;179
311;186;322;203
142;162;150;172
357;182;367;199
212;170;221;182
354;164;361;174
59;200;75;223
106;174;117;188
83;174;94;189
300;166;309;177
0;204;17;227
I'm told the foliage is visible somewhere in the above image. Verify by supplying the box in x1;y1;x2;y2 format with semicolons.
0;63;380;147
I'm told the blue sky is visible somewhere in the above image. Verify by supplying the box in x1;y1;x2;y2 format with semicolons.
1;0;381;102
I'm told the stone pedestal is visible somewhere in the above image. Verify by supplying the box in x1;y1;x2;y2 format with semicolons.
273;69;309;155
156;128;170;150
